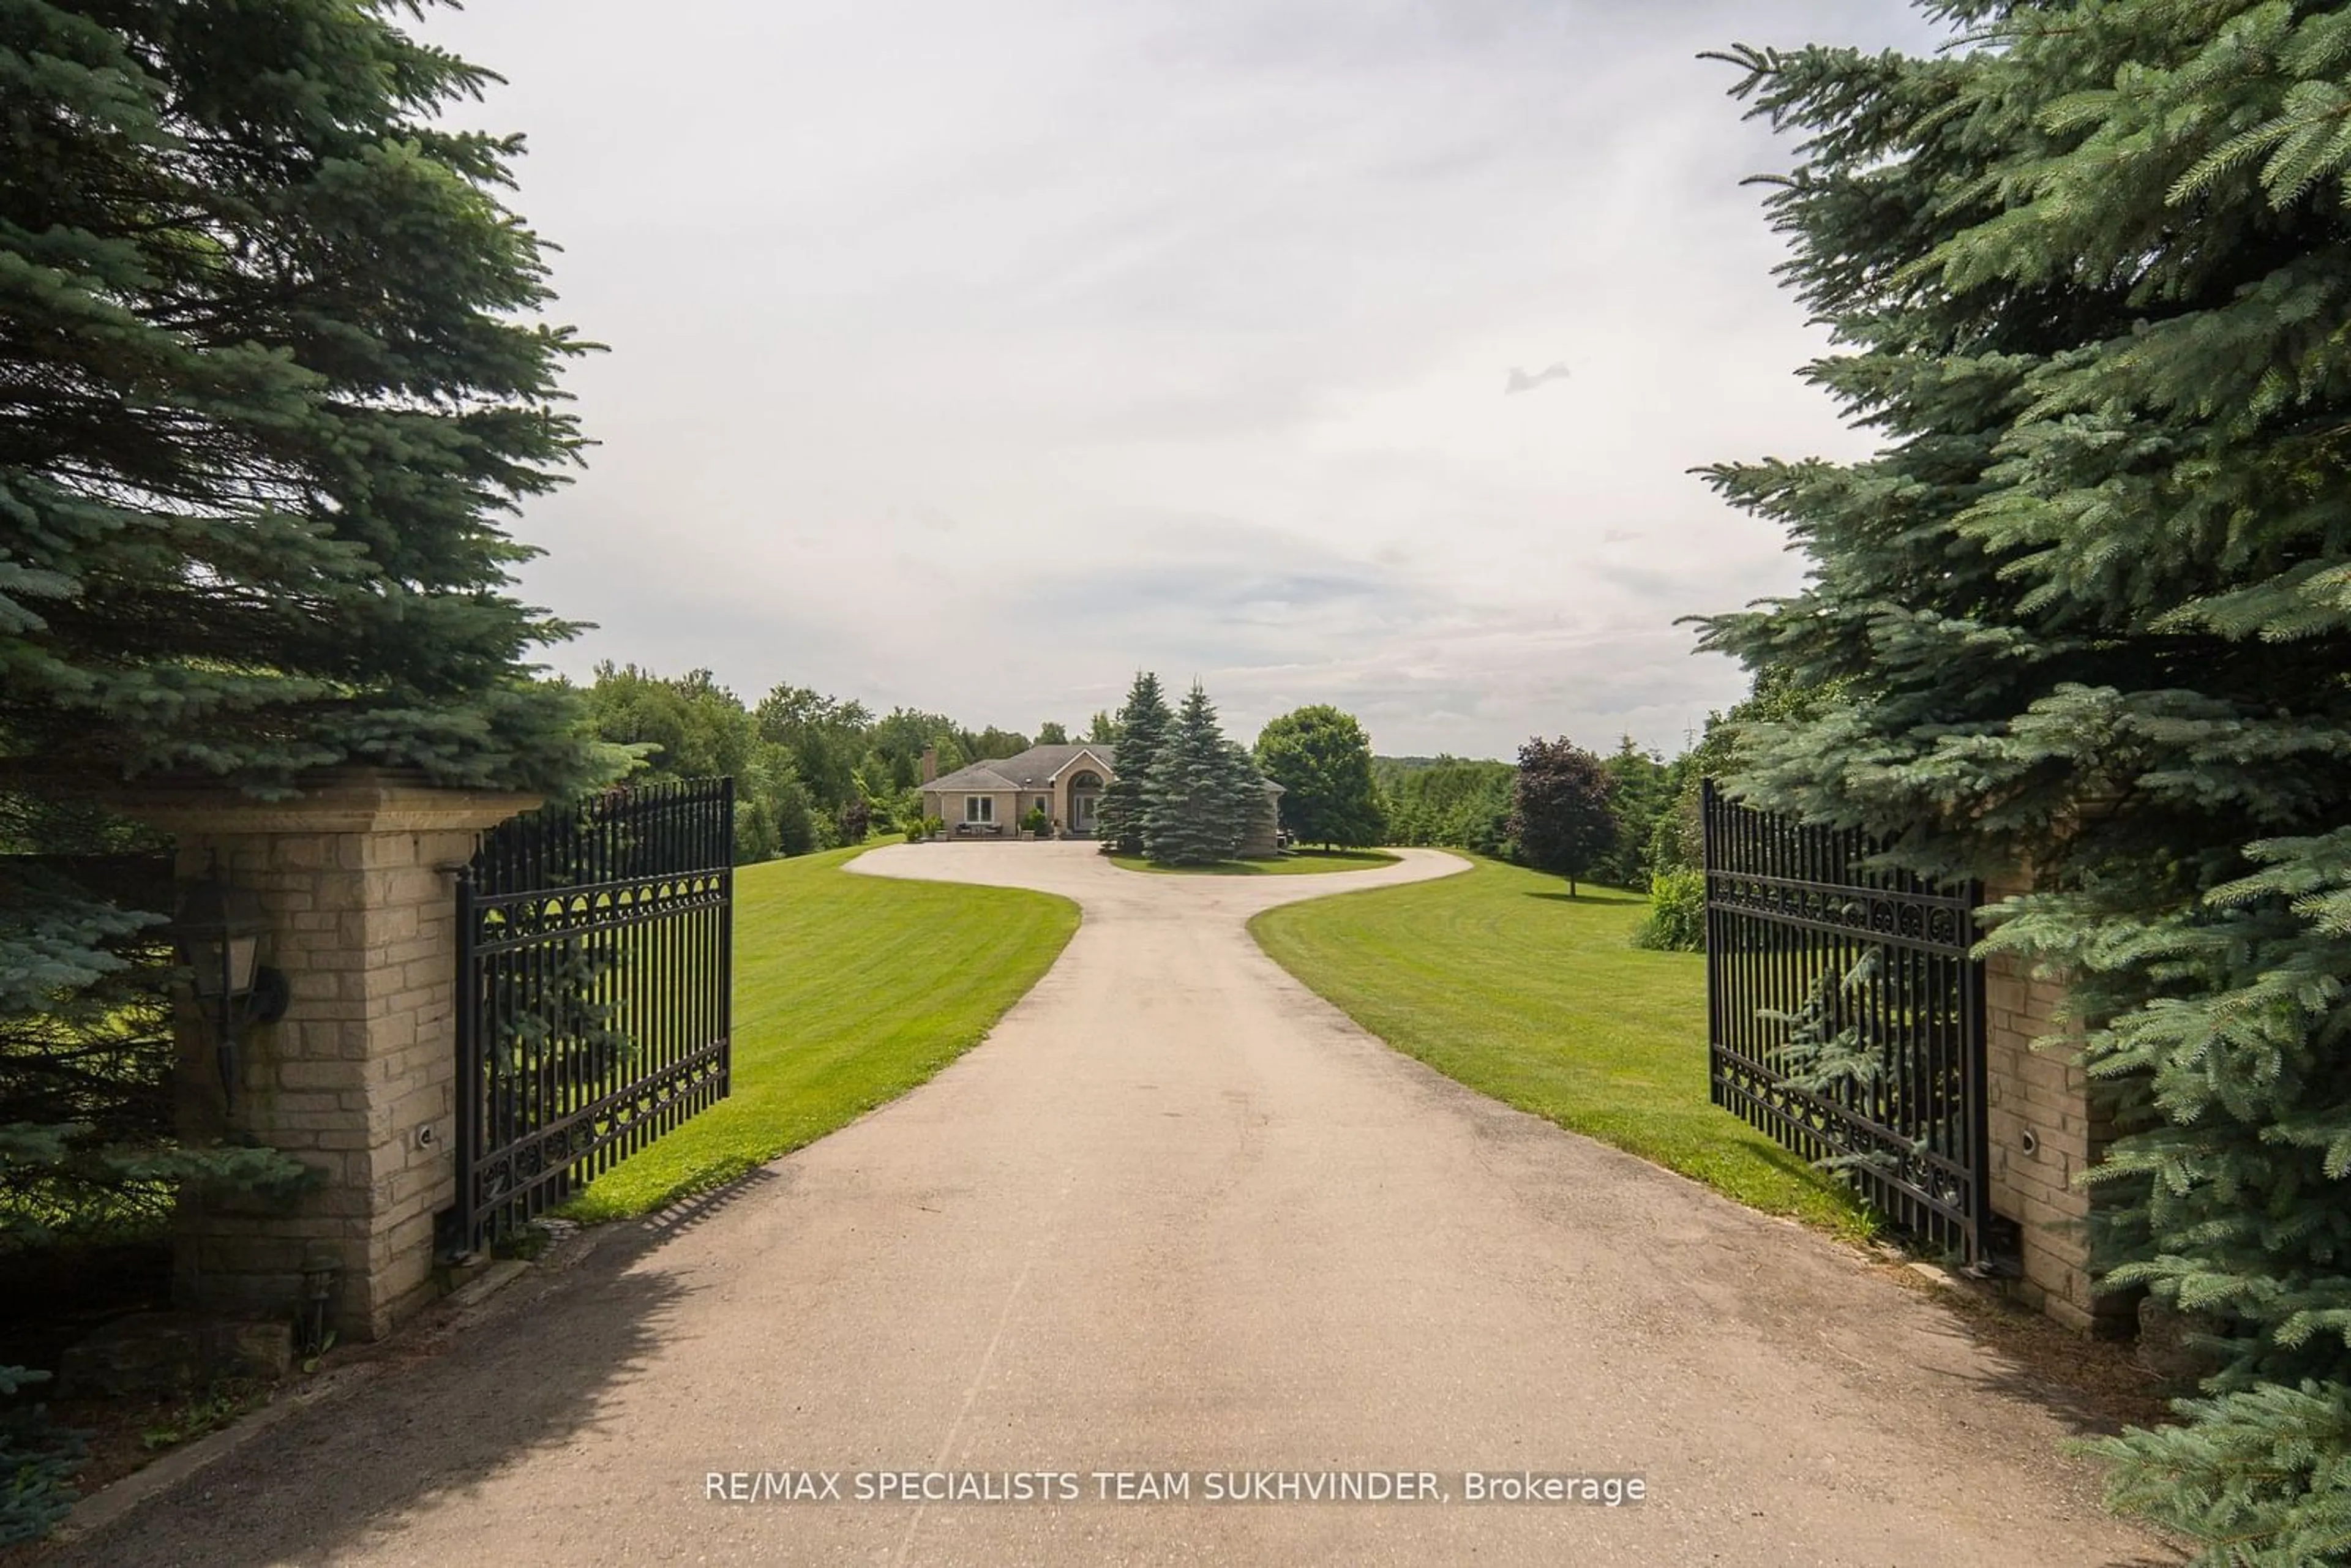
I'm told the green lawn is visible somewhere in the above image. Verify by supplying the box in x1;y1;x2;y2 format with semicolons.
563;842;1079;1221
1106;847;1401;876
1249;855;1874;1242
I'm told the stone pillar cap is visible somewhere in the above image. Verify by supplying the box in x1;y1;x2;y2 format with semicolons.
107;766;542;835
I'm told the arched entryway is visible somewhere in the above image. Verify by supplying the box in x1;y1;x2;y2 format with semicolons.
1065;770;1104;838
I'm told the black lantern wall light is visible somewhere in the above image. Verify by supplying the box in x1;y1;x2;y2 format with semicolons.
169;862;291;1108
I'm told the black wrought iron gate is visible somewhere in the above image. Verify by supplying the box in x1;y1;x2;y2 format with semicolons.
448;779;734;1255
1700;781;1993;1264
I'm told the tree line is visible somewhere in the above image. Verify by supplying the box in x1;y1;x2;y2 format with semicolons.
582;663;1730;929
569;664;1174;864
1373;732;1721;948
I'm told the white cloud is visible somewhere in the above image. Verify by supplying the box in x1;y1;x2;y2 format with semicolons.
422;0;1948;755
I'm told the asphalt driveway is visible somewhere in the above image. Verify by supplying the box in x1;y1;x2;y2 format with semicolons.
50;842;2173;1566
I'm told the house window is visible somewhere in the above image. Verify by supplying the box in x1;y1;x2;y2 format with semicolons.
965;797;993;823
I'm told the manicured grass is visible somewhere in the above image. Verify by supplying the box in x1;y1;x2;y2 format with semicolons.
1249;855;1875;1242
563;842;1079;1221
1106;847;1401;876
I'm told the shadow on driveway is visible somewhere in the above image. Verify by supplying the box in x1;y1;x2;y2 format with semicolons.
49;1172;795;1568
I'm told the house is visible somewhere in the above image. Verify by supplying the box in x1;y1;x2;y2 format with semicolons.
921;743;1116;838
919;742;1285;853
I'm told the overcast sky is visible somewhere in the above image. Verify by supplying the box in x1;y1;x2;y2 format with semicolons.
418;0;1948;759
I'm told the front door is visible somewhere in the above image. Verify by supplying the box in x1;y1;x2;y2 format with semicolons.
1066;771;1104;837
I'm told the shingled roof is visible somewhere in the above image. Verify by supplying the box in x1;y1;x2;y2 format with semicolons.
925;743;1116;793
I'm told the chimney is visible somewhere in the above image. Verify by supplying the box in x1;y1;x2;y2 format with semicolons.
920;746;937;784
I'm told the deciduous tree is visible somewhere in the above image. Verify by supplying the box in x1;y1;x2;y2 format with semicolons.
583;665;814;861
1509;739;1615;896
1254;706;1383;850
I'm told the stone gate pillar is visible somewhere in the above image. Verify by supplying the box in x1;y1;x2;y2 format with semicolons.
1981;878;2134;1336
121;769;539;1341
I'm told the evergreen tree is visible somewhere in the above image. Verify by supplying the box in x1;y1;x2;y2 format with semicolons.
1142;683;1249;866
1096;672;1170;855
1594;736;1669;890
2;2;617;1534
1221;738;1277;854
1254;705;1384;850
4;1;612;797
1649;670;1842;880
1510;738;1615;897
1374;756;1517;856
1700;7;2351;1556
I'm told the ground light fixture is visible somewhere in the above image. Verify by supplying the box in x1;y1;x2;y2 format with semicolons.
299;1251;341;1356
169;863;290;1109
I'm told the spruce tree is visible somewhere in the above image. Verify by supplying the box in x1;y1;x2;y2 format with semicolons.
1595;738;1668;890
1700;7;2351;1557
2;7;617;1515
5;1;611;797
1095;671;1170;854
1142;683;1247;866
1220;738;1276;854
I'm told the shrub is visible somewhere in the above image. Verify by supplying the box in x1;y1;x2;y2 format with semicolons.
0;1368;86;1547
1021;806;1050;837
1632;869;1704;952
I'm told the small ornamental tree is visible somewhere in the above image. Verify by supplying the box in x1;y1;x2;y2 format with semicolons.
1510;738;1616;896
1096;672;1171;855
1142;683;1251;865
1254;705;1383;850
1700;5;2351;1556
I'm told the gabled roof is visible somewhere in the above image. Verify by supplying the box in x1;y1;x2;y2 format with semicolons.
1038;744;1116;784
923;763;1022;793
925;743;1116;793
